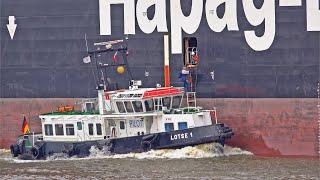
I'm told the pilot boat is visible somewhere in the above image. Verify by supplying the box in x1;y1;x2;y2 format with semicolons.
10;39;234;160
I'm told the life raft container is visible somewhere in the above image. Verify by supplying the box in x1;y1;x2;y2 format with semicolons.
57;105;74;113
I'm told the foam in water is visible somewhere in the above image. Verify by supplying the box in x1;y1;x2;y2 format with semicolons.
89;143;253;159
0;149;10;153
1;143;252;163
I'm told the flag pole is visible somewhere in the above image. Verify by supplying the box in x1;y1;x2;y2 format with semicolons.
28;112;32;132
22;114;25;135
32;132;35;146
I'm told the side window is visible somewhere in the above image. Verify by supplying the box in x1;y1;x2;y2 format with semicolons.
155;98;162;111
96;123;102;135
85;102;95;112
172;96;182;108
162;97;172;109
66;124;75;136
55;124;64;136
44;124;53;136
178;122;188;130
120;121;125;130
88;123;94;135
165;123;174;132
124;101;134;113
116;102;126;113
144;99;154;112
77;122;82;130
132;101;144;112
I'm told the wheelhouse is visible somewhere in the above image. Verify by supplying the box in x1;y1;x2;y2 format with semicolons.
109;87;184;114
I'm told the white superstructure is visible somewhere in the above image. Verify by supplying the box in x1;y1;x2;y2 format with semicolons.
39;83;217;142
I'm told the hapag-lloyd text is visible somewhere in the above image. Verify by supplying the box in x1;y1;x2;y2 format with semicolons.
99;0;320;54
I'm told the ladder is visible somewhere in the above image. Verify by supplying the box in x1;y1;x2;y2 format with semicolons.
186;92;197;109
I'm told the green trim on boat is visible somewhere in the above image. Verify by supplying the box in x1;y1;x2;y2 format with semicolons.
41;111;100;116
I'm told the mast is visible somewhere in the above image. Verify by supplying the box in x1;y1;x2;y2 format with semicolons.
83;39;132;114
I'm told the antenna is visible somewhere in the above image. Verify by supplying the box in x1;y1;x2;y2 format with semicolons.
83;34;98;90
83;37;134;91
85;33;89;53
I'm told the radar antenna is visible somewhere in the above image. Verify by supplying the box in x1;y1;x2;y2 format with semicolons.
82;37;133;91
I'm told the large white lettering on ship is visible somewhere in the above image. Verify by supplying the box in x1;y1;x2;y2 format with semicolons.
307;0;320;31
205;0;239;32
170;0;203;54
136;0;168;34
242;0;275;51
99;0;320;54
99;0;135;35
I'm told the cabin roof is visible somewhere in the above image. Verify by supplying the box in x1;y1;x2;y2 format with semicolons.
109;87;184;100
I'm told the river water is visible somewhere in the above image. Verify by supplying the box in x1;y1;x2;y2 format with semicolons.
0;144;319;179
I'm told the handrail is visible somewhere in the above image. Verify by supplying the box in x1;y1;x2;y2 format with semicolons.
88;47;127;55
18;132;42;138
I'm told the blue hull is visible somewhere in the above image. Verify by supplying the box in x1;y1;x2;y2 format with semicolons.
11;124;233;160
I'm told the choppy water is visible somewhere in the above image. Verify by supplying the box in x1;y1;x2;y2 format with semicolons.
0;144;319;179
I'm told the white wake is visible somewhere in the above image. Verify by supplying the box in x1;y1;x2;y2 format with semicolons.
89;143;252;159
1;143;252;163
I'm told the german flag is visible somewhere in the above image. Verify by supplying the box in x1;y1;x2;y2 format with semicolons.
21;116;30;134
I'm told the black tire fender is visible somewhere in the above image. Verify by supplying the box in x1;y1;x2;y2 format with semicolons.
31;147;40;159
141;141;152;151
10;144;20;157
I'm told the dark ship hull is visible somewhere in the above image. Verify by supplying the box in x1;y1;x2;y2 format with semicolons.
11;124;233;160
0;0;318;98
0;0;319;157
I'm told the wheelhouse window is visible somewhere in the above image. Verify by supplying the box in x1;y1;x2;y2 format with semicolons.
120;121;125;130
96;123;102;135
178;122;188;130
88;123;94;135
66;124;75;136
165;123;174;132
172;96;182;108
124;101;134;113
44;124;53;136
154;98;162;111
77;122;82;130
144;99;154;112
116;101;126;113
132;101;144;112
55;124;64;136
85;102;95;112
162;97;172;109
